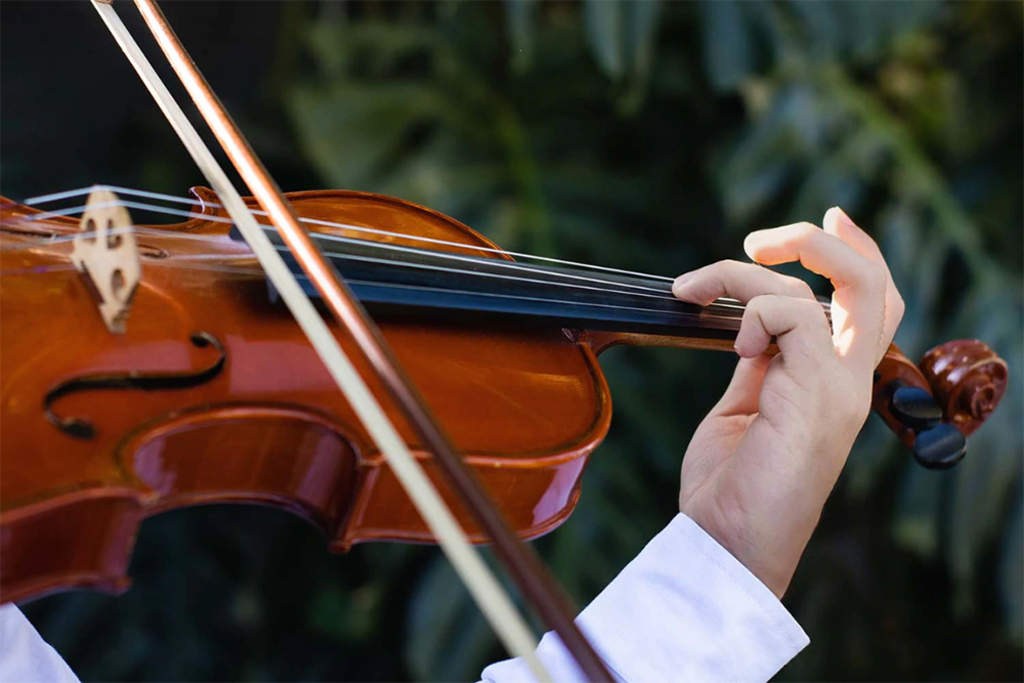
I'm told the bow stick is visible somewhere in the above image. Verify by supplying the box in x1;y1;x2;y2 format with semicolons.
91;0;614;680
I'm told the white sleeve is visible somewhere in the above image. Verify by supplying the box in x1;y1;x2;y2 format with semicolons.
0;604;79;683
480;513;809;683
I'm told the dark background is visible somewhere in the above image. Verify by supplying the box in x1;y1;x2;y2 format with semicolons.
2;1;1022;681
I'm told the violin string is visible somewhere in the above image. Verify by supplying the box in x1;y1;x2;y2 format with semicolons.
6;204;687;306
15;185;833;317
0;220;753;321
339;279;745;323
0;254;742;323
8;198;694;302
0;231;755;323
308;246;829;322
0;232;829;329
24;184;678;282
11;199;677;295
0;258;265;278
332;280;748;325
6;191;832;318
0;225;831;326
0;235;734;319
300;249;686;303
8;203;779;326
17;190;833;318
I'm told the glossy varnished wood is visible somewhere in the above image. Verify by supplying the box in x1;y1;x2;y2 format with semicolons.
0;189;611;602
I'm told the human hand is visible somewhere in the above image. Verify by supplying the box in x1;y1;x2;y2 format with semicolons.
671;208;904;598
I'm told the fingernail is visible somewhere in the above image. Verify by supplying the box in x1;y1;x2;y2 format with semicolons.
673;273;693;290
743;232;765;258
830;206;857;230
672;273;697;299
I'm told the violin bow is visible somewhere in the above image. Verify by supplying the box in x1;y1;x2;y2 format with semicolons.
90;0;614;680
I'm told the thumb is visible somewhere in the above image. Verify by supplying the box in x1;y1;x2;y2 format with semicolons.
709;354;771;418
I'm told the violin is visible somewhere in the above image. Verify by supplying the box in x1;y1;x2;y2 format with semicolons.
0;184;1008;604
0;0;1010;677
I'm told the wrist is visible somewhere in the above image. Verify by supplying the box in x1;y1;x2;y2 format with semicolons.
678;503;806;599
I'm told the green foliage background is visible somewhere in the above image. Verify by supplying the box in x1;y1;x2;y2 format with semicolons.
3;1;1022;681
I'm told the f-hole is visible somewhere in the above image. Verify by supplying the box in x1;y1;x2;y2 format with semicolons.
43;331;227;439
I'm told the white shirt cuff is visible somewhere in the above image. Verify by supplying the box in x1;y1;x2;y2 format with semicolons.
0;605;79;683
481;513;809;682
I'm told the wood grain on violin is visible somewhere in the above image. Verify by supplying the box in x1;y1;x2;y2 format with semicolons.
0;188;1006;604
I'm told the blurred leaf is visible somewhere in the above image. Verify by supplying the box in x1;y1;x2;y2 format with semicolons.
405;555;501;682
290;81;447;189
1000;497;1023;641
945;290;1024;612
583;0;625;80
583;0;663;108
789;1;844;61
624;0;662;86
504;0;538;74
699;0;755;93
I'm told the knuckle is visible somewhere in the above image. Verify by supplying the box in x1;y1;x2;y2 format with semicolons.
757;295;819;323
720;259;748;278
746;293;775;314
865;261;887;293
892;292;906;321
794;222;821;243
787;278;816;300
849;258;887;298
743;295;775;328
795;296;827;320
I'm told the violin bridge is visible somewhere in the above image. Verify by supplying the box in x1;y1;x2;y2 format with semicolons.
71;187;140;334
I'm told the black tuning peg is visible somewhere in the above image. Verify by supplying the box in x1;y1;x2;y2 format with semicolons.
889;385;943;430
885;380;968;469
913;423;967;469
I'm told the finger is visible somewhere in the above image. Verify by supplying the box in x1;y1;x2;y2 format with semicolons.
735;295;835;374
822;207;884;262
710;354;771;417
823;207;905;352
673;259;816;306
743;222;886;373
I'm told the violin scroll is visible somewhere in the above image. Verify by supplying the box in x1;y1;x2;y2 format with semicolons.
872;340;1007;469
919;340;1008;437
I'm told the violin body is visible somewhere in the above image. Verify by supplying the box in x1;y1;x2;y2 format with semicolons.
0;189;612;603
1;187;1007;605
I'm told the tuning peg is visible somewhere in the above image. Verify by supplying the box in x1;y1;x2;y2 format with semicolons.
889;385;943;430
873;341;1006;470
913;423;967;469
884;379;968;470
